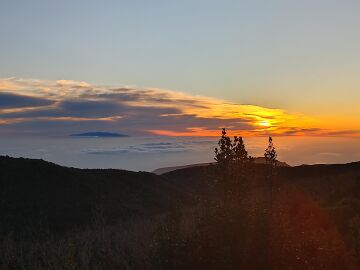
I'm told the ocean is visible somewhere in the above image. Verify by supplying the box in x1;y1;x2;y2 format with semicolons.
0;135;359;172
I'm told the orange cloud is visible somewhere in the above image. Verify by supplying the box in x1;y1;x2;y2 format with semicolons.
148;128;257;137
0;78;358;137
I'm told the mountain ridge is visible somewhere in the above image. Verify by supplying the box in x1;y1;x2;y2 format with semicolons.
152;157;290;175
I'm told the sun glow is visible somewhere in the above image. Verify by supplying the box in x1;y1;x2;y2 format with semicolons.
258;120;271;127
1;78;359;137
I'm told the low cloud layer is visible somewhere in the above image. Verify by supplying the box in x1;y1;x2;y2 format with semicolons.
0;78;358;137
83;141;203;155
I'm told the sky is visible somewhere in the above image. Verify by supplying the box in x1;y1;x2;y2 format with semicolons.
0;0;360;137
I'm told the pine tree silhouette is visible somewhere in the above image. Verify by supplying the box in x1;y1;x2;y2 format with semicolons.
264;137;277;166
232;136;250;165
214;128;233;167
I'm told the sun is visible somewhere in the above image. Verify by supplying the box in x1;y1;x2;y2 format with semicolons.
258;120;271;127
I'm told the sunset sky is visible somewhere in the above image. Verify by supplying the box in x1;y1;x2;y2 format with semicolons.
1;0;359;137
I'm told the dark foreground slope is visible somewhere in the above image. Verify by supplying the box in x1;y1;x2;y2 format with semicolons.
0;156;188;237
162;161;360;269
1;156;360;269
164;161;360;234
164;161;360;196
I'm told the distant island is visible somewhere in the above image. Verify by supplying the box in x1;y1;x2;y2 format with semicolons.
70;132;128;138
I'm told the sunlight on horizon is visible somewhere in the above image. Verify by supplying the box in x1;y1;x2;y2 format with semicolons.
1;78;358;139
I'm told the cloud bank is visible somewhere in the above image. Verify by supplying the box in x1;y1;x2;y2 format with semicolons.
0;78;357;136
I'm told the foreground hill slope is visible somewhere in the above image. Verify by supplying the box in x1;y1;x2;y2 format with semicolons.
0;156;187;236
164;161;360;232
0;155;359;238
1;156;360;269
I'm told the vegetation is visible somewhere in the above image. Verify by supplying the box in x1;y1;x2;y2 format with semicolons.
264;136;277;166
0;130;360;269
214;128;253;167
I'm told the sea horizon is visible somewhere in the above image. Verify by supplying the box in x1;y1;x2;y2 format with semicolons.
1;133;359;171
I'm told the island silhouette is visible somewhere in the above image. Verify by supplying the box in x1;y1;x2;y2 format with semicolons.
70;132;128;138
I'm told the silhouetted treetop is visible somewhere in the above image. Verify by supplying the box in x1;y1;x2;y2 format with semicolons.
233;136;250;164
214;128;252;167
264;136;277;165
214;128;233;166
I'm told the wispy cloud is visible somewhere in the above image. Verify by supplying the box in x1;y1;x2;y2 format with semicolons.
0;78;358;136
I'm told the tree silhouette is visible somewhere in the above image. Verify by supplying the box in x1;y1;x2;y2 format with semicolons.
232;136;250;165
264;137;277;166
263;136;278;267
214;129;253;198
214;128;233;168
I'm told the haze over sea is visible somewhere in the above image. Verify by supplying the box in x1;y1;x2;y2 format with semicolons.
1;135;359;172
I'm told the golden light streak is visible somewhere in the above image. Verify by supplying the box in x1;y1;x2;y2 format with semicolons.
0;103;59;114
149;128;262;137
257;120;271;127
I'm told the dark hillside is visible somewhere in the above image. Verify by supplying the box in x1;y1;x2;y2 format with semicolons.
163;161;360;267
0;156;188;237
1;156;360;269
164;161;360;194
